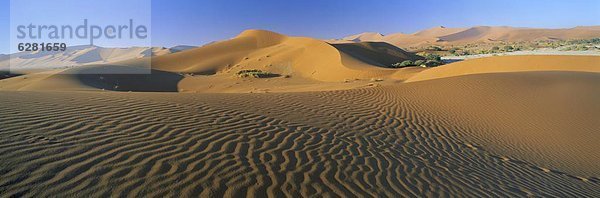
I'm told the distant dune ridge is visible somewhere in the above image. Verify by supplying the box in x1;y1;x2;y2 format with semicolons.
1;45;196;72
331;25;600;47
0;28;599;197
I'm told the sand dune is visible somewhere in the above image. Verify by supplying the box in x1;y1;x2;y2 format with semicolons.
407;55;600;82
0;30;426;93
332;26;600;47
413;26;469;38
146;30;419;82
331;42;422;67
332;32;439;48
437;26;600;43
1;45;194;73
342;32;385;42
0;70;598;197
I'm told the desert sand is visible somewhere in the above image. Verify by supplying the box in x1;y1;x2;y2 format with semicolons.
0;30;599;197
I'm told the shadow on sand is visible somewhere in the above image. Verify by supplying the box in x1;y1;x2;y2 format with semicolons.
69;65;184;92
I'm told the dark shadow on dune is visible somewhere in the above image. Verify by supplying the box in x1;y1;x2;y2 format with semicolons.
0;71;22;80
332;42;423;68
70;65;184;92
442;58;463;64
193;69;217;76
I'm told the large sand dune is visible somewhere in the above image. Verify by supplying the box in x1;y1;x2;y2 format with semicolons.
147;30;419;82
0;70;598;197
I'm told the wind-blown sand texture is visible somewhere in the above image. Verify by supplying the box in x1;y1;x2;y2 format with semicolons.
1;70;599;197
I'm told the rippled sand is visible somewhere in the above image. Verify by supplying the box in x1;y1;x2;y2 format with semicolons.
1;71;598;197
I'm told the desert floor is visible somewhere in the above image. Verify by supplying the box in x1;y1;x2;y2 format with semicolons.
1;69;599;197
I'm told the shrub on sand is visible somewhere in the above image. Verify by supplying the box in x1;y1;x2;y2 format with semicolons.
236;70;279;78
414;60;426;66
425;60;443;67
392;60;414;68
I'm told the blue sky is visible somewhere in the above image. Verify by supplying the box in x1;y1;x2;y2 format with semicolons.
2;0;600;54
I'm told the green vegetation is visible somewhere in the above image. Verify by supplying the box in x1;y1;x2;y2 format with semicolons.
425;60;443;67
424;53;441;61
391;53;444;68
412;38;600;58
448;48;457;54
391;60;414;68
236;70;279;78
414;60;426;66
503;45;514;52
426;46;443;51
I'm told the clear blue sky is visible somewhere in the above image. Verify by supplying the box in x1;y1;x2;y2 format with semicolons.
2;0;600;54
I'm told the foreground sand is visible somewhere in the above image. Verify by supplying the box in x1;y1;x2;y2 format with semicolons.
1;70;598;197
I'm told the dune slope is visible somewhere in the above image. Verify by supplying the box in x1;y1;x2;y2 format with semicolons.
407;55;600;82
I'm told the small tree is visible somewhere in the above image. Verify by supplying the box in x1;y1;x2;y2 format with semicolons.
425;54;441;61
425;60;443;67
414;60;426;66
392;60;414;68
427;46;443;51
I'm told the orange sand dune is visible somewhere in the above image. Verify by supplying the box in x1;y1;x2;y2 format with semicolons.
413;26;469;38
146;30;419;82
406;55;600;82
437;26;600;43
342;32;385;41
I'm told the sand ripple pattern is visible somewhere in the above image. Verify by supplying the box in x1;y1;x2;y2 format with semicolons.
0;90;598;197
